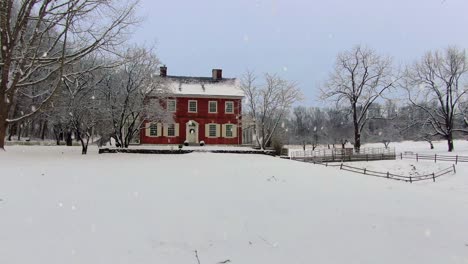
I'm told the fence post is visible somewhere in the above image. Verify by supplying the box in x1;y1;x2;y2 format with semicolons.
400;153;403;160
416;153;418;162
366;154;368;162
432;173;435;182
434;154;437;163
456;155;458;164
364;168;366;174
387;171;389;178
409;175;412;183
340;163;343;170
453;164;456;174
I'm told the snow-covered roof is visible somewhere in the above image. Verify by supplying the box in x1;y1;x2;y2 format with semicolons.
161;76;244;98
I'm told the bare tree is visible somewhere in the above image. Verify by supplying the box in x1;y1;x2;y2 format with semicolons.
241;70;303;150
404;47;468;152
321;45;396;152
99;46;172;148
0;0;139;150
291;106;326;150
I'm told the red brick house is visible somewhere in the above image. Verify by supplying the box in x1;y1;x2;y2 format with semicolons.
140;67;244;145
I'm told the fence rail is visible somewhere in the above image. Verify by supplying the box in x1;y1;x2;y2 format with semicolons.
290;147;396;163
339;163;456;183
400;153;468;164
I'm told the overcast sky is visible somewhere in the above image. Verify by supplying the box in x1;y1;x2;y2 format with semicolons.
131;0;468;105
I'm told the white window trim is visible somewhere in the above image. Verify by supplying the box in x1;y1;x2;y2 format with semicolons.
208;124;217;137
167;99;176;113
225;101;234;114
208;101;218;113
149;123;158;137
188;100;198;113
225;124;234;138
167;124;176;137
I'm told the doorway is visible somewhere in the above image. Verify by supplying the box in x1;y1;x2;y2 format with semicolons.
186;120;199;144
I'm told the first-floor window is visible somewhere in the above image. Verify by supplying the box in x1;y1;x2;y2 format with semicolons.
209;124;217;137
225;124;233;137
149;123;158;136
167;124;175;137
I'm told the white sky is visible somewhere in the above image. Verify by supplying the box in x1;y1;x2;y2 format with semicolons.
131;0;468;105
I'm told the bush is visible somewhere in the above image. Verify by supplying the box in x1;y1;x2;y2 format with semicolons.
184;140;189;146
271;137;284;156
199;141;205;146
178;144;183;150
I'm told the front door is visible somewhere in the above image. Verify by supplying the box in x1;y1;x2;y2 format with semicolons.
186;121;198;144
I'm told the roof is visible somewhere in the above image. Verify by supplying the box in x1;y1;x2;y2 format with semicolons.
160;75;244;98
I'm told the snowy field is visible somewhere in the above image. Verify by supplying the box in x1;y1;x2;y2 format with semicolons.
1;145;468;264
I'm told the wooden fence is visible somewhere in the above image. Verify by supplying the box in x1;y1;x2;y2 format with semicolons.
289;156;456;183
339;163;456;183
400;152;468;164
290;147;396;163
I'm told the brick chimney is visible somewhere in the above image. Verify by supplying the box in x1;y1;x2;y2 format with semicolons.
160;66;167;77
212;69;222;80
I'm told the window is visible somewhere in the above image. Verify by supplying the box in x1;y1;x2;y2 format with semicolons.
188;100;197;113
149;123;158;136
225;101;234;113
167;99;176;112
167;124;175;137
225;124;233;137
209;124;217;137
208;101;217;113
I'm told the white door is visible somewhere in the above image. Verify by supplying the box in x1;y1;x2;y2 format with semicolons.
186;121;198;144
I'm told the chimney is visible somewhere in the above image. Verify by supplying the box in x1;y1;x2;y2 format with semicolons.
160;66;167;77
212;69;222;80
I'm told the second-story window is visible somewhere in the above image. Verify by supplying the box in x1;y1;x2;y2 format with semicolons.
225;101;234;114
167;99;176;112
209;101;217;113
188;100;197;113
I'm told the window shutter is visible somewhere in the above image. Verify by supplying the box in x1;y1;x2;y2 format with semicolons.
205;124;209;137
232;124;237;137
175;123;180;137
163;124;168;137
145;122;150;137
157;123;162;137
221;124;226;138
216;124;221;137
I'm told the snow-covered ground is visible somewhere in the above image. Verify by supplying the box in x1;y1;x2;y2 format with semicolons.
1;145;468;264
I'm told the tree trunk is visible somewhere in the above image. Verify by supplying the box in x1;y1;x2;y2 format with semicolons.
430;142;434;149
0;121;7;150
447;133;454;152
17;123;21;141
352;102;361;152
40;120;48;140
65;130;73;146
7;123;14;141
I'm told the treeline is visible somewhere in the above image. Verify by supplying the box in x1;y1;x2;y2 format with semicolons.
283;101;467;150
